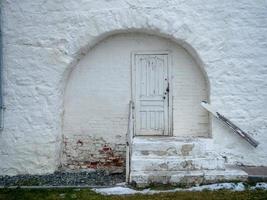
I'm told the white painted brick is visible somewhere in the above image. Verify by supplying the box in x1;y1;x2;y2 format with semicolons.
0;0;266;175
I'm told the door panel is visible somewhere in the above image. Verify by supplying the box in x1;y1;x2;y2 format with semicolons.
133;52;170;136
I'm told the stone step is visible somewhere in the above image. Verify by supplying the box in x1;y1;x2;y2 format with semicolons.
131;156;225;171
130;167;248;187
132;137;217;158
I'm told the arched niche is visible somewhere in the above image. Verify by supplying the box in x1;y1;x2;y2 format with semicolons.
61;32;210;172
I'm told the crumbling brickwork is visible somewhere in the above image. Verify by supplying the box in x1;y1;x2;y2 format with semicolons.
62;135;126;173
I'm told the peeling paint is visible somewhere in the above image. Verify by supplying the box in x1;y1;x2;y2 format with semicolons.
181;144;194;156
61;135;126;173
180;160;194;170
159;163;169;170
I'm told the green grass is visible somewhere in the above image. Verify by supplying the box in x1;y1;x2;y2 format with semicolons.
0;188;267;200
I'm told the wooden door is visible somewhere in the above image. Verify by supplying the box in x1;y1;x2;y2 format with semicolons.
132;52;171;136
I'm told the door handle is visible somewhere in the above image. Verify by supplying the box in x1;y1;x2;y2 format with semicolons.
166;83;169;93
166;82;170;106
163;83;169;100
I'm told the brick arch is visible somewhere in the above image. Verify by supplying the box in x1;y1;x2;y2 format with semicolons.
56;7;212;172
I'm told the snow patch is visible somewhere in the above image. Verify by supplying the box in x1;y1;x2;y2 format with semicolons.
93;186;143;195
187;182;245;191
251;182;267;190
93;182;267;195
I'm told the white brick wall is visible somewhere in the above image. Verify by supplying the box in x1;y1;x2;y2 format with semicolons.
0;0;267;175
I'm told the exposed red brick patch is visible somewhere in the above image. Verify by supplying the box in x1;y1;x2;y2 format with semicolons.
62;136;126;173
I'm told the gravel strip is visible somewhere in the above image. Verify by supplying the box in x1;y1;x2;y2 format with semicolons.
0;170;125;187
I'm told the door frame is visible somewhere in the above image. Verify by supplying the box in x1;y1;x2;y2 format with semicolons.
131;50;173;136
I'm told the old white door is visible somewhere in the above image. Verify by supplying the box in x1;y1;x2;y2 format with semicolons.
132;51;172;136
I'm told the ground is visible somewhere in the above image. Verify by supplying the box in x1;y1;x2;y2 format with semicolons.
0;188;267;200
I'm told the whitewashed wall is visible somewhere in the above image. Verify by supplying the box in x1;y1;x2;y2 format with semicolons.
0;0;267;175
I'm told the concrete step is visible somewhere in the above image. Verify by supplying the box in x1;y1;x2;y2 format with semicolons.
132;137;216;158
131;156;225;171
130;167;248;187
